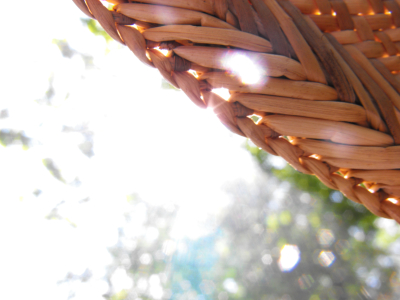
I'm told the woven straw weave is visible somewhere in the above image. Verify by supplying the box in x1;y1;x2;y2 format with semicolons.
73;0;400;223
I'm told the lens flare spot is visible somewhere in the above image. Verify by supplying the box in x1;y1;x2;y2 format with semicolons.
222;54;263;84
317;229;335;247
278;244;300;272
318;250;335;267
298;274;314;290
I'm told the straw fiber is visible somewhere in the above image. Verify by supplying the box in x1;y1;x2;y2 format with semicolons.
73;0;400;222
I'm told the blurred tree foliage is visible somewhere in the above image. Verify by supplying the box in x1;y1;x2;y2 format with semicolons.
105;142;400;300
0;109;31;148
0;128;30;149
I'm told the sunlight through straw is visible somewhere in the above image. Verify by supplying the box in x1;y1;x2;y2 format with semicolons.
156;47;169;56
223;54;263;84
212;88;230;100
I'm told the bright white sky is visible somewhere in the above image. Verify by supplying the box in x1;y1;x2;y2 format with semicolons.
0;1;290;299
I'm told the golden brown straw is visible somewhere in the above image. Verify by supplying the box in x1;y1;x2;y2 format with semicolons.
73;0;400;223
